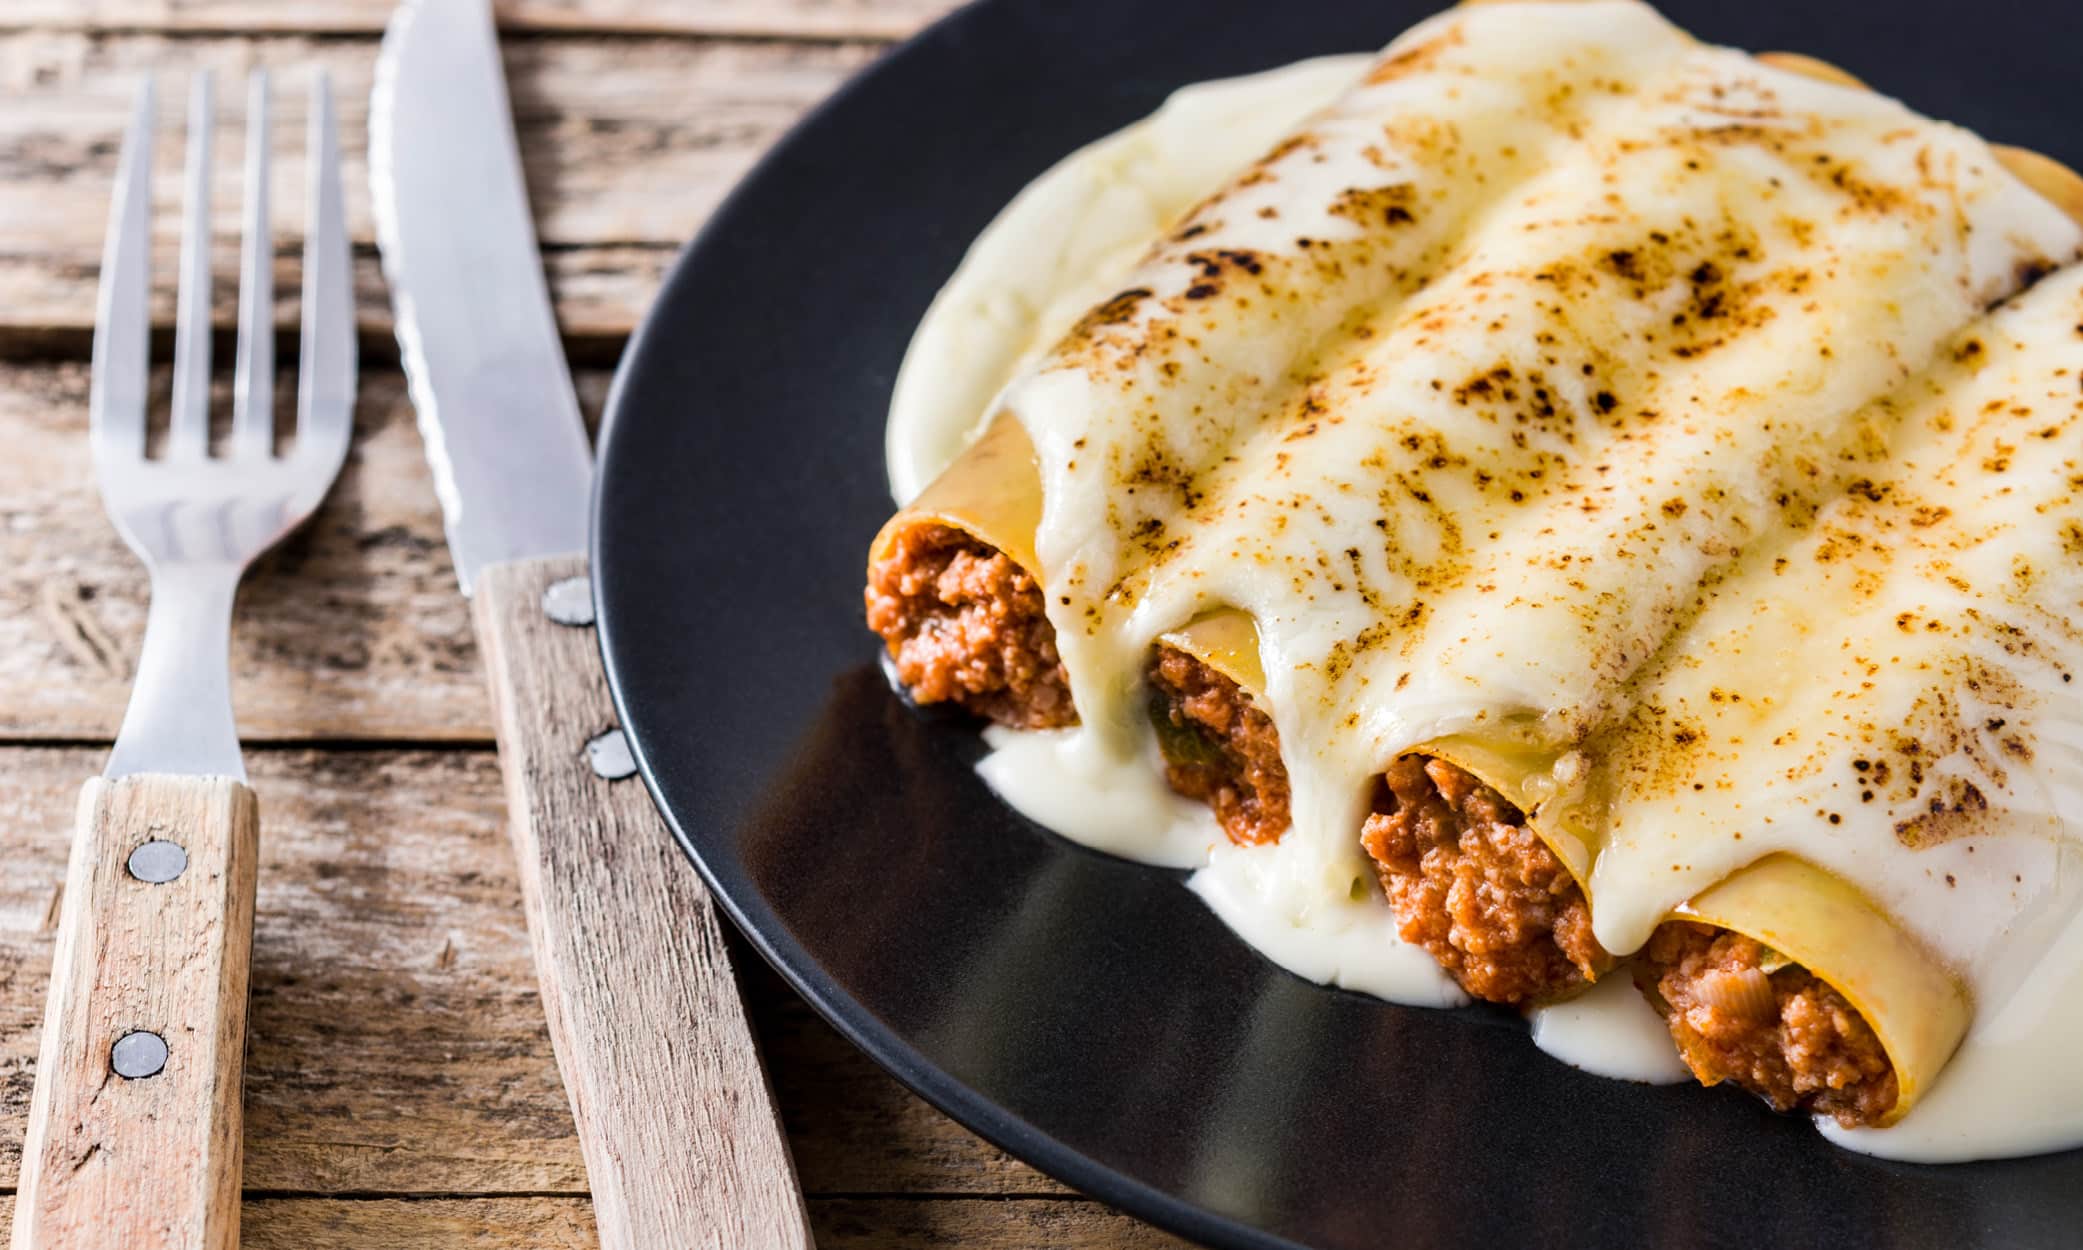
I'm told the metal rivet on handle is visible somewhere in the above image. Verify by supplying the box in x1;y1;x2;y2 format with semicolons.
111;1030;168;1079
585;728;636;781
542;576;595;627
126;839;188;884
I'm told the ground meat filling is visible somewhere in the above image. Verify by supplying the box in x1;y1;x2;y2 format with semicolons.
864;524;1074;729
1635;921;1897;1128
1147;647;1292;845
1361;757;1608;1004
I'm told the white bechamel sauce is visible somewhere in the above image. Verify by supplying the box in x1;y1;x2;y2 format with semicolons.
948;51;1470;1007
1528;974;1691;1084
885;54;1373;503
889;0;2083;1156
1826;855;2083;1160
1192;842;1469;1006
978;724;1217;869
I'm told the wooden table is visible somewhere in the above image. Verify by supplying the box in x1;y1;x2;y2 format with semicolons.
0;3;1188;1244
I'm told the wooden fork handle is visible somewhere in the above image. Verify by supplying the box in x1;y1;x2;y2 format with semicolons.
472;554;811;1250
11;775;259;1250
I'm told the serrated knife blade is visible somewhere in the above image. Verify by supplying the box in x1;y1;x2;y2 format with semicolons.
369;0;592;593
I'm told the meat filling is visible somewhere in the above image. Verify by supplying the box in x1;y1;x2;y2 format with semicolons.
1634;921;1897;1128
1361;756;1608;1004
864;523;1075;729
1147;646;1292;845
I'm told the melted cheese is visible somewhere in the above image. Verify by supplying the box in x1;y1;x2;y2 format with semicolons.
886;0;2083;1157
886;54;1373;502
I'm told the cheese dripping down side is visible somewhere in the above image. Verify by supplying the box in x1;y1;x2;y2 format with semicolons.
882;0;2083;1157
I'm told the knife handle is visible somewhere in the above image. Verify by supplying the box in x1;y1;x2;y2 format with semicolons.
472;555;811;1250
12;775;259;1250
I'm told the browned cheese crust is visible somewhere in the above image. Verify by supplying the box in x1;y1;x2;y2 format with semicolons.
1634;921;1897;1128
1146;647;1293;845
1361;757;1608;1004
864;523;1075;728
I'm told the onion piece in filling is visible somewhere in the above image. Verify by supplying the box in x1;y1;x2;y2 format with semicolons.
1634;922;1895;1127
1358;756;1944;1129
1361;755;1610;1005
1636;856;1968;1128
1148;611;1292;846
865;416;1074;728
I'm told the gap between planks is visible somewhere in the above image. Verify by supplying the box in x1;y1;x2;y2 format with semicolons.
0;361;562;743
0;29;888;362
0;1194;1195;1250
0;746;1071;1200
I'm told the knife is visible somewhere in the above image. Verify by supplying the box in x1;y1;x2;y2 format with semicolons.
368;4;811;1246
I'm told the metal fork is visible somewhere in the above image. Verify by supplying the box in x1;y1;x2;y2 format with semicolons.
10;68;353;1250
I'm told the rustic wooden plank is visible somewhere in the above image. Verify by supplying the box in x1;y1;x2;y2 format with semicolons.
0;1195;607;1250
0;246;673;365
12;776;257;1250
472;555;811;1249
0;30;879;353
812;1198;1192;1248
2;0;962;42
0;1195;1184;1249
0;747;1070;1198
242;1197;601;1250
0;748;586;1193
0;362;513;743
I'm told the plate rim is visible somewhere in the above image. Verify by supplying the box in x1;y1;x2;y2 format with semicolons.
589;2;2083;1244
590;4;1305;1245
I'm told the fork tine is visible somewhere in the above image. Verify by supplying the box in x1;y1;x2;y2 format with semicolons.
296;69;355;470
168;70;215;460
90;78;155;462
230;68;274;460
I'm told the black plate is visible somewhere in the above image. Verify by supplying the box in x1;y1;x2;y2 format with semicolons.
593;2;2083;1246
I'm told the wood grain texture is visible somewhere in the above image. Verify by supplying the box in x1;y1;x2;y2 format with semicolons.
0;748;1059;1198
0;1194;1192;1249
0;30;880;354
472;555;812;1250
0;749;588;1194
0;7;1183;1240
0;362;532;744
2;0;961;40
810;1198;1193;1248
11;775;258;1250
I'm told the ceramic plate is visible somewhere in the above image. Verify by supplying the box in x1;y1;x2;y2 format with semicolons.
594;2;2083;1244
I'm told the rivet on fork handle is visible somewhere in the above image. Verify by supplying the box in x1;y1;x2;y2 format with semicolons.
11;62;355;1250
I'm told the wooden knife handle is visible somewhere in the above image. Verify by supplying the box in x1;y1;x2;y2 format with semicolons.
11;775;259;1250
472;554;811;1250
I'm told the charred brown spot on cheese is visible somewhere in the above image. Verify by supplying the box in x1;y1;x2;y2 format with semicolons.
1331;185;1421;230
1146;646;1291;845
864;523;1075;729
1364;24;1464;84
1635;921;1897;1128
1064;287;1153;342
1361;757;1608;1004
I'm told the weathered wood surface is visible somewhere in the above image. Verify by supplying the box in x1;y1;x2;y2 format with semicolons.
0;30;882;356
0;1;1188;1243
472;555;810;1250
0;1194;1189;1248
12;775;258;1250
0;748;1069;1195
4;0;963;41
0;362;506;743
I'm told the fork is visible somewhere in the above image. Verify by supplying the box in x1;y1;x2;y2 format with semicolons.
10;67;353;1250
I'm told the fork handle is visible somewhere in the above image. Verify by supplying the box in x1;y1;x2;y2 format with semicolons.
472;554;811;1250
11;775;259;1250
